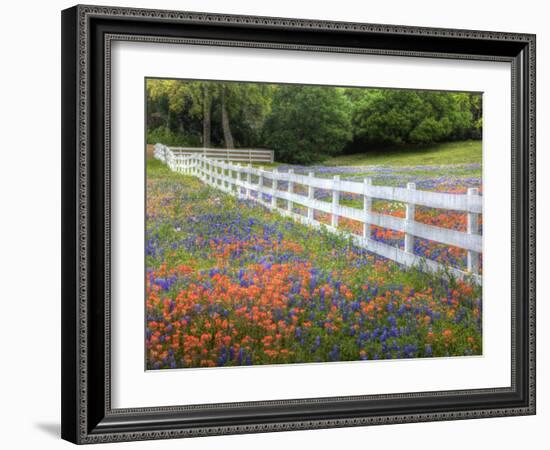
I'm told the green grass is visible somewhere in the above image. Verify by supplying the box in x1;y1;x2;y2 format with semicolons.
323;140;482;167
147;158;171;174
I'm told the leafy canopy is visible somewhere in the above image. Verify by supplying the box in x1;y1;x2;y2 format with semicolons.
263;85;352;164
350;89;478;147
146;79;482;164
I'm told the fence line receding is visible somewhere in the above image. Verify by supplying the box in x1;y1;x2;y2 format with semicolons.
154;143;482;284
158;146;274;163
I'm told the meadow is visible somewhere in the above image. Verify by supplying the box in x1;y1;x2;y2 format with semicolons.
324;140;482;167
145;147;483;370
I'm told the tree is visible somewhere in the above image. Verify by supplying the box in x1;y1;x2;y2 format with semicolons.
350;89;477;148
220;85;235;148
263;85;352;163
146;79;204;145
146;79;482;157
466;93;483;139
202;84;211;147
146;79;273;149
216;82;273;148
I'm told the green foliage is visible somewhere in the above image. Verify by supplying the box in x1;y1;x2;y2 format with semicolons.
216;82;274;147
146;79;274;149
349;89;479;148
147;79;203;117
263;85;352;163
146;78;482;164
146;126;201;147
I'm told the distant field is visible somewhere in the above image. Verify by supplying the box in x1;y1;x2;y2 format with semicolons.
324;140;482;167
149;141;482;169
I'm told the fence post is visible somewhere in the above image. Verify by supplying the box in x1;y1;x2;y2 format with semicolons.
228;163;234;194
246;164;252;198
231;163;236;194
211;160;215;186
236;163;242;197
271;169;277;209
208;160;214;186
211;161;215;186
210;160;214;186
287;169;294;213
258;166;264;202
307;172;315;224
467;187;480;274
226;163;230;191
363;178;372;242
404;182;416;254
332;175;340;228
224;163;229;192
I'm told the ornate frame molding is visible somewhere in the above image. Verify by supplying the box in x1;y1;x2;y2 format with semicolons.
61;4;536;444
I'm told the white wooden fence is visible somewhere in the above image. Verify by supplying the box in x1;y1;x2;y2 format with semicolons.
154;144;274;163
154;143;482;284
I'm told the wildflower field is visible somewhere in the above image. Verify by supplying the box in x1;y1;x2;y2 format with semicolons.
145;157;482;370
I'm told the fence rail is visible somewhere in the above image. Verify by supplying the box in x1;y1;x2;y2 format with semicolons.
154;145;274;163
154;143;482;284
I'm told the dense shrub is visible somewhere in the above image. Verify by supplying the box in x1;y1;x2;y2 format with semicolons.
147;126;201;147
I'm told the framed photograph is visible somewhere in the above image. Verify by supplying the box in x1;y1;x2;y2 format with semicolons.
61;4;536;444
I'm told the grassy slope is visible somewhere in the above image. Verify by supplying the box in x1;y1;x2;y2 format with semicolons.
324;140;482;167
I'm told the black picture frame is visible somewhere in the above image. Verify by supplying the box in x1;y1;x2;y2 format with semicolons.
61;4;536;444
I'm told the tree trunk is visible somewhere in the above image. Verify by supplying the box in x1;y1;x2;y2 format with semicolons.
221;87;235;148
202;85;211;148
